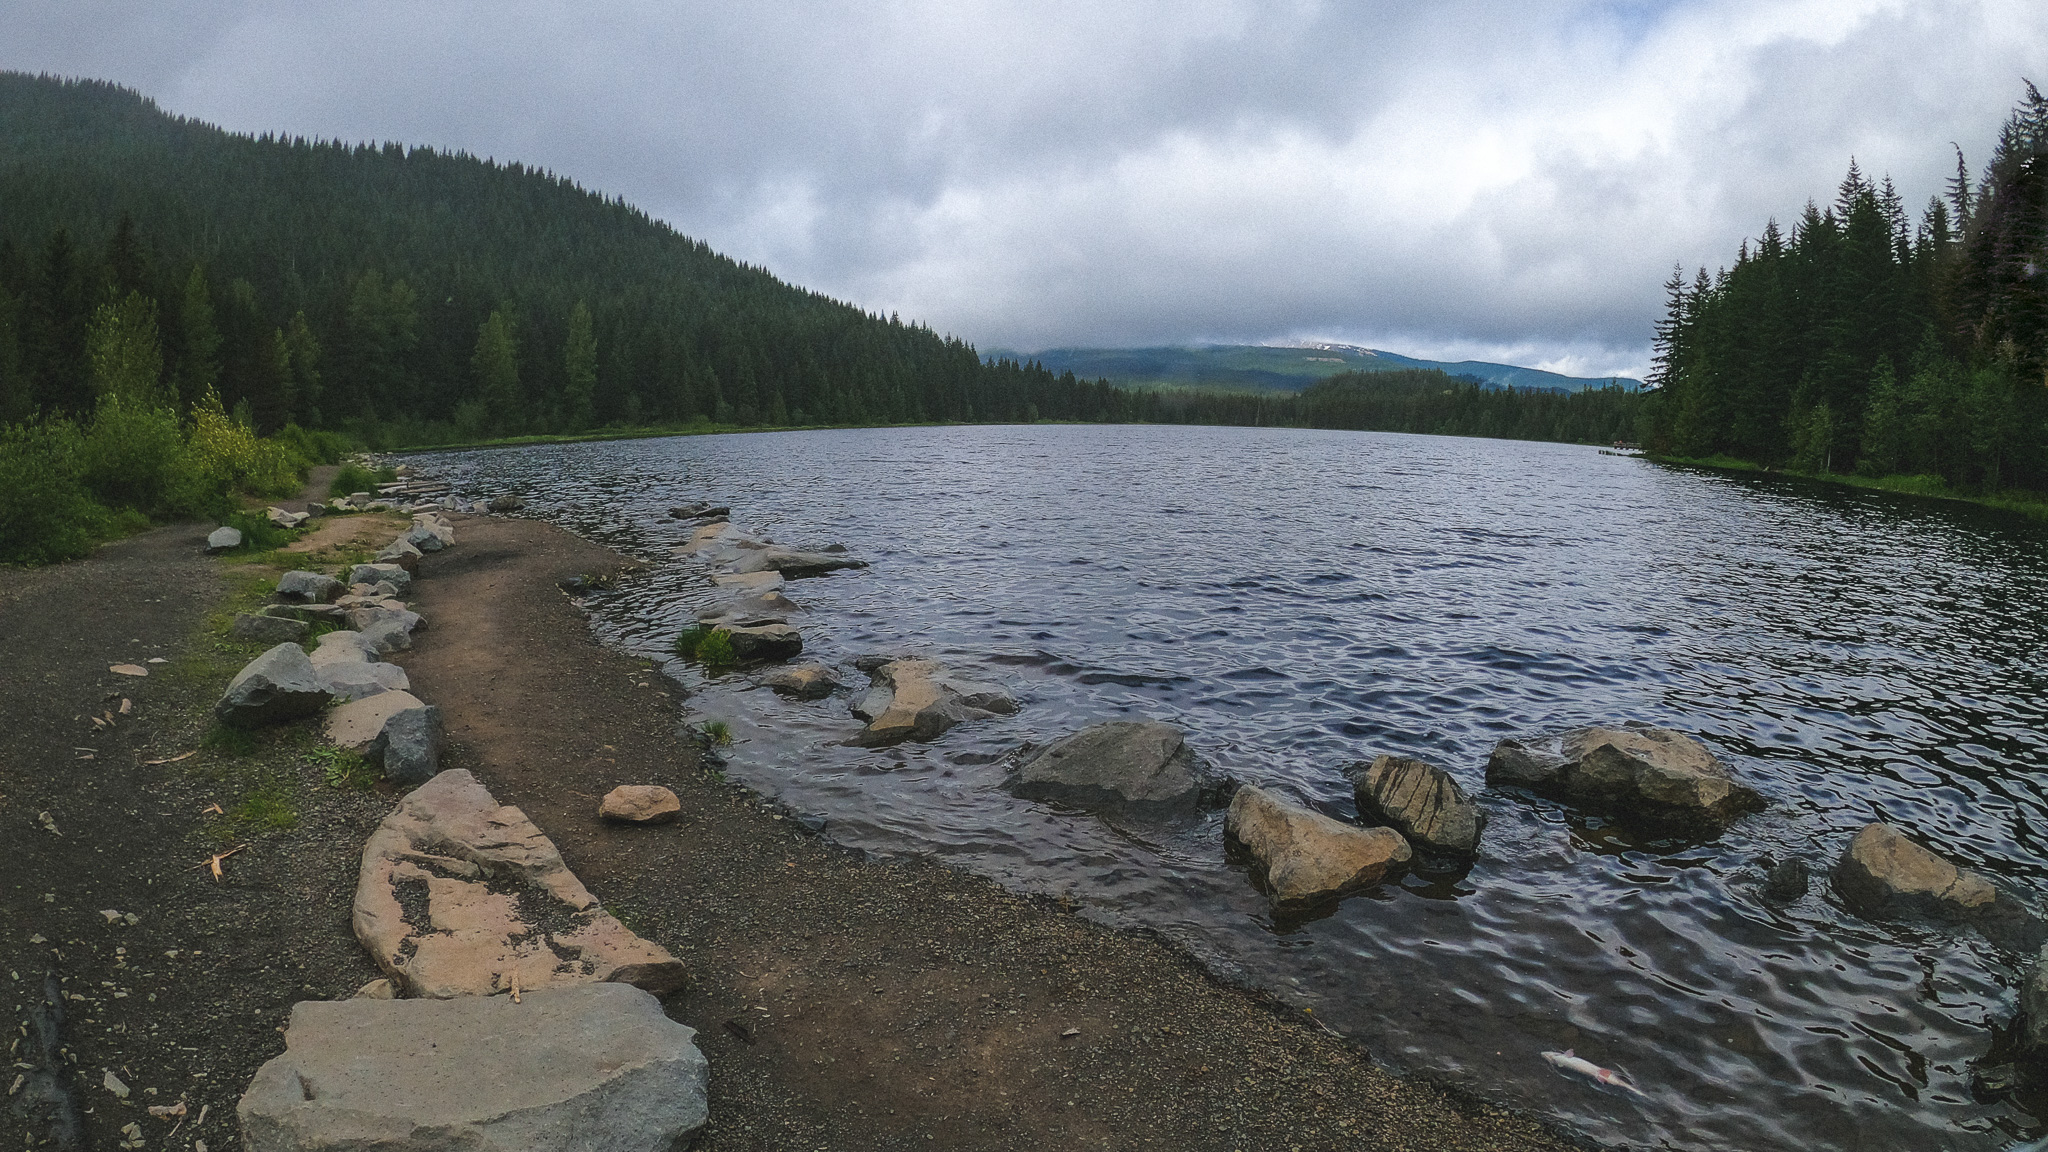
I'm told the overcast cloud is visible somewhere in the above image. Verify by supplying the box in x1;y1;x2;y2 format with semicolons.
6;0;2046;378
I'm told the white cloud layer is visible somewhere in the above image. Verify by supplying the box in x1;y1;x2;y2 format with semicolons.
5;0;2046;378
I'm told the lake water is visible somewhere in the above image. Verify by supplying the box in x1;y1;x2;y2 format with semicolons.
410;424;2048;1152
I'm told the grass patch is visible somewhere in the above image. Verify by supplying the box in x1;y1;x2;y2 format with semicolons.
700;719;734;746
200;722;259;757
306;744;377;790
673;623;736;668
225;771;299;833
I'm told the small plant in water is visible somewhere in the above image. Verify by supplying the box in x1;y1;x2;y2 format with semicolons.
676;623;735;667
700;719;734;746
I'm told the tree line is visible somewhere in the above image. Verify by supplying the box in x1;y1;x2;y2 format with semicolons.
1647;83;2048;492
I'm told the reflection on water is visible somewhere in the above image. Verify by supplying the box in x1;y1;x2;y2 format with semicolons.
410;424;2048;1152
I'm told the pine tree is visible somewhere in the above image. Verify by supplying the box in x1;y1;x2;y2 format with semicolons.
471;308;520;433
173;265;219;410
563;300;596;431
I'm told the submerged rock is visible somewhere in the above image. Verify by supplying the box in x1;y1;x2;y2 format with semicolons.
215;643;333;728
1485;724;1761;833
725;548;868;578
698;590;803;627
850;659;1018;747
716;622;804;663
1225;785;1411;905
237;984;708;1152
1832;822;1998;922
760;662;841;700
1011;720;1227;821
1761;857;1811;903
1349;754;1485;855
353;770;686;999
487;494;525;512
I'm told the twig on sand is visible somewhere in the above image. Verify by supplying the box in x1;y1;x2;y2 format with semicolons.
143;751;198;766
190;846;245;880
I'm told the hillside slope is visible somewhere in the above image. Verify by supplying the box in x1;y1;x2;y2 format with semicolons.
0;73;1113;436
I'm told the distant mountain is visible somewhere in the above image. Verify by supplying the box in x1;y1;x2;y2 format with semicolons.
988;343;1642;394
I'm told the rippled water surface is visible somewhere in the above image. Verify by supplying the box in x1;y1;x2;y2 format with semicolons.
411;424;2048;1151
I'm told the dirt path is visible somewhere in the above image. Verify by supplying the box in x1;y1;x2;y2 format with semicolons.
1;524;388;1150
400;514;1578;1152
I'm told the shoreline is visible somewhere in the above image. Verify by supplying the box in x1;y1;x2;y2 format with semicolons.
3;509;1582;1151
1647;453;2048;521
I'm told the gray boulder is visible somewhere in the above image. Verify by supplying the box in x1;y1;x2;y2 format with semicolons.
231;612;310;645
1349;754;1486;855
1832;822;1998;922
215;643;333;728
1225;785;1412;905
488;494;525;512
205;525;242;553
265;506;308;529
369;704;443;784
306;501;327;517
359;613;424;656
237;984;708;1152
698;590;802;627
349;603;426;635
375;538;424;574
275;570;344;604
315;659;410;700
1485;724;1761;833
346;563;413;594
404;522;450;553
1011;720;1227;821
850;659;1018;747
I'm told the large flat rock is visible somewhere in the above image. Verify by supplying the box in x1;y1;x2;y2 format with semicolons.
353;770;686;999
1011;720;1224;821
238;983;707;1152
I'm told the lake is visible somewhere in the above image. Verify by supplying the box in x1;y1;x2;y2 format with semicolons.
411;423;2048;1151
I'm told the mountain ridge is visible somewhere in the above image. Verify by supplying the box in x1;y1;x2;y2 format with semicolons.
988;343;1642;394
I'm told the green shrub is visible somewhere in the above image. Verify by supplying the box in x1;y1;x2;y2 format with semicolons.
273;424;354;468
77;395;185;515
216;509;299;552
0;419;111;565
329;461;394;497
185;388;300;504
675;624;735;667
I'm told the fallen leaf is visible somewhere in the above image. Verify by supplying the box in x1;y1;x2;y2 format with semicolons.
109;664;147;677
118;699;132;714
193;845;245;880
104;1069;129;1098
144;751;199;766
201;802;223;815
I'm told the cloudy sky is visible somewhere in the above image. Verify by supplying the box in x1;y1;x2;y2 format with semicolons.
6;1;2046;378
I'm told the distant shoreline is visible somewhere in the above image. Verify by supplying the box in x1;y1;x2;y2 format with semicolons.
1647;454;2048;521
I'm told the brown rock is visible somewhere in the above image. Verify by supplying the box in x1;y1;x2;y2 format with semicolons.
600;785;681;825
352;770;685;999
1832;822;1998;922
1225;785;1411;905
323;690;427;752
850;659;1018;747
1485;723;1761;833
760;662;841;700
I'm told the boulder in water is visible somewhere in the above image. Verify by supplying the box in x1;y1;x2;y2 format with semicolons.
849;659;1018;747
1832;822;1998;922
1010;720;1227;821
1225;785;1411;905
1349;754;1485;855
760;662;841;700
1485;724;1761;833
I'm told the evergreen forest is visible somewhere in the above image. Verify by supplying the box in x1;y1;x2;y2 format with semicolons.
1647;83;2048;495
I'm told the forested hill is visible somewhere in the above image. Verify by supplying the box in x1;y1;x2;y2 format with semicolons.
1649;82;2048;494
0;73;1121;440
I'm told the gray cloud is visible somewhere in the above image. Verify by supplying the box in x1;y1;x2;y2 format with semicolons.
5;0;2044;378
